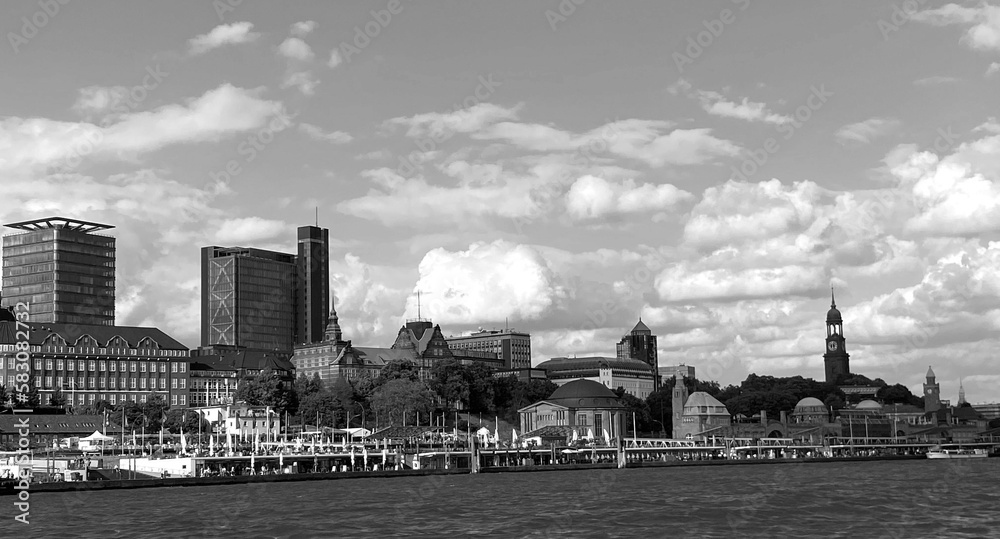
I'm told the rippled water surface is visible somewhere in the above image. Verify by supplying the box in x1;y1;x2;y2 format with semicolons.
7;459;1000;538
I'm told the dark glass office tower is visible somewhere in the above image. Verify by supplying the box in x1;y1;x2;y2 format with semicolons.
1;217;116;325
201;246;297;354
296;225;329;344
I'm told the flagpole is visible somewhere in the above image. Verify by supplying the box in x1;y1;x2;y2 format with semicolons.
121;407;125;456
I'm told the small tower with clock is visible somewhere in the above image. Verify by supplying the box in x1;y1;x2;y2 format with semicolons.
923;366;940;413
823;289;850;384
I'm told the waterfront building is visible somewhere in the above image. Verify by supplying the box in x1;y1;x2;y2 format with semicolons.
200;245;297;355
790;397;830;424
296;225;329;345
223;403;281;441
823;290;850;384
0;321;190;408
616;318;659;391
188;346;295;408
445;327;531;370
923;366;941;413
535;356;656;399
0;414;122;448
391;319;501;379
673;391;731;442
658;364;695;384
971;402;1000;419
1;217;116;326
292;302;349;382
518;379;626;442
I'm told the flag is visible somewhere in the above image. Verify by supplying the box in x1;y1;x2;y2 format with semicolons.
512;429;519;447
179;432;187;454
603;428;611;445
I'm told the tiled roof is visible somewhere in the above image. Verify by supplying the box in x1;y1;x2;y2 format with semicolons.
0;321;188;350
337;346;416;367
537;356;655;375
524;425;576;439
190;349;294;373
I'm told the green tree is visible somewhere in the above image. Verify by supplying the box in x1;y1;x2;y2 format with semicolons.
429;359;471;410
49;388;67;408
614;388;654;433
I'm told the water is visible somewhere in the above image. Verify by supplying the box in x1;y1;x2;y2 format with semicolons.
6;459;1000;538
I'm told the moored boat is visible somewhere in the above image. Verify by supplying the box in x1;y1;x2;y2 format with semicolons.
926;447;989;459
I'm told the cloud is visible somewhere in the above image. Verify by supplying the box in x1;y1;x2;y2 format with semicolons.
835;117;901;145
987;62;1000;77
384;102;522;138
188;22;259;55
477;118;741;167
409;240;564;325
328;49;343;69
655;263;827;302
278;37;314;61
71;85;130;117
298;123;353;144
0;83;287;171
913;3;1000;52
281;71;319;95
564;175;693;221
214;217;289;244
669;79;791;125
290;20;317;37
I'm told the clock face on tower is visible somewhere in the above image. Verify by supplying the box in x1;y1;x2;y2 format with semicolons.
827;341;838;352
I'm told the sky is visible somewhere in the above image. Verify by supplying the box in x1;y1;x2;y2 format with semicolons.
2;0;1000;402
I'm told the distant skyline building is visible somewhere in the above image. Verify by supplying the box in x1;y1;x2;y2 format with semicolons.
200;245;297;354
445;327;531;370
295;225;329;345
1;217;116;326
659;364;695;384
823;290;850;384
616;318;659;391
536;356;657;399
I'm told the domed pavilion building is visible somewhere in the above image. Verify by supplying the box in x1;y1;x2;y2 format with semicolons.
519;379;627;445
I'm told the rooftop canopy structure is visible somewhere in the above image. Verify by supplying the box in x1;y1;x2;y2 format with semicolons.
4;216;115;233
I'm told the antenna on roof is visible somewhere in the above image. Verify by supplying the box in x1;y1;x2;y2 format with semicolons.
315;207;319;227
417;290;421;319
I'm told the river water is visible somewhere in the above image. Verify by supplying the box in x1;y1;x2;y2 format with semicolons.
6;459;1000;538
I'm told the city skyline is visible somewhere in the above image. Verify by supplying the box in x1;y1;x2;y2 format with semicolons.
2;1;1000;402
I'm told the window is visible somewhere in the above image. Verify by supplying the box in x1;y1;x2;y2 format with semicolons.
171;363;178;373
60;360;67;370
88;378;95;389
34;359;41;370
99;361;106;371
179;379;186;389
171;394;177;406
110;394;117;405
171;379;177;389
160;364;166;373
160;379;166;389
110;361;116;372
6;358;13;369
88;394;95;404
130;378;136;389
130;362;136;372
120;361;126;371
56;376;63;389
140;378;146;389
46;359;52;370
100;379;105;389
180;395;186;406
45;376;52;388
179;363;186;373
140;394;147;403
89;360;96;371
140;362;146;372
109;378;116;389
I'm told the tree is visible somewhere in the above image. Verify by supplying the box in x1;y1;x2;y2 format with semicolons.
429;360;471;410
234;368;297;415
370;379;435;427
49;388;67;408
163;409;211;435
878;383;916;405
615;388;653;433
645;386;673;435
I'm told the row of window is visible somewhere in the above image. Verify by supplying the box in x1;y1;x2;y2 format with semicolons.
22;376;187;390
14;358;189;372
35;391;186;406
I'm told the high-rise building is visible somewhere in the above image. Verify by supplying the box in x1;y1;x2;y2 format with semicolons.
445;328;531;369
616;318;659;391
1;217;116;325
659;364;695;383
823;290;850;384
200;246;297;354
296;225;329;345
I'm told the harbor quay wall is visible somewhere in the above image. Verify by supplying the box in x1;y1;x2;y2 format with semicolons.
1;454;933;495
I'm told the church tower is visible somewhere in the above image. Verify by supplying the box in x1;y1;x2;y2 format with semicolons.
671;378;689;439
924;366;940;413
823;289;850;384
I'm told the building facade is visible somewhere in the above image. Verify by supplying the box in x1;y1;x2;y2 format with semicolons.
519;379;626;442
823;291;850;384
445;328;531;370
674;391;732;441
659;364;695;384
200;246;297;354
923;366;941;413
536;356;656;399
616;318;659;391
295;225;329;345
188;346;295;408
2;217;116;326
0;321;190;408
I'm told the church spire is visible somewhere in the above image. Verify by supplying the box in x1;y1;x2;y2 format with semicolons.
324;295;343;343
958;378;967;405
831;286;836;308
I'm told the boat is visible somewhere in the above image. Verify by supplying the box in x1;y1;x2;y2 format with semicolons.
926;447;989;459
